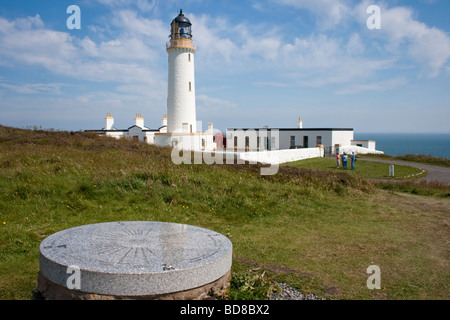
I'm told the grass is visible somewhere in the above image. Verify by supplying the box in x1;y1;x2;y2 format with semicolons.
361;153;450;168
282;157;426;180
282;157;449;198
374;180;450;198
0;125;449;300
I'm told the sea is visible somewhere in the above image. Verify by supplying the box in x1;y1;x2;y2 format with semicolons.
354;133;450;159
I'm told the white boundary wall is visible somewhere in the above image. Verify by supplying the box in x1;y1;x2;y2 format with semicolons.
338;145;384;155
238;147;324;165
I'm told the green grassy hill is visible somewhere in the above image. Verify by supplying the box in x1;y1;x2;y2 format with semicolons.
0;125;449;300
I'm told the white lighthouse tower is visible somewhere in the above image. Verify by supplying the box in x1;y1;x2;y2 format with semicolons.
166;10;197;134
153;10;215;151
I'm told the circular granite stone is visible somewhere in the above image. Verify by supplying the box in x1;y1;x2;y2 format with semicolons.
39;221;232;297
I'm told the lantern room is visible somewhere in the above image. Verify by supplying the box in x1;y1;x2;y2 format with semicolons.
167;10;196;51
171;10;192;39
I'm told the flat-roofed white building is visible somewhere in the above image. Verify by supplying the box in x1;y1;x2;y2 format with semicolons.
351;140;377;151
226;127;354;154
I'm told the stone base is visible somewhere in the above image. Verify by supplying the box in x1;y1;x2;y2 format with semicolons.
33;270;231;300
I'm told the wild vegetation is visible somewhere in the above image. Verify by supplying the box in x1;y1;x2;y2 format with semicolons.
0;125;448;300
283;157;427;180
362;153;450;168
283;157;449;198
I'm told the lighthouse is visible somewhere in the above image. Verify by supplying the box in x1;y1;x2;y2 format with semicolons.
97;10;216;152
166;10;197;134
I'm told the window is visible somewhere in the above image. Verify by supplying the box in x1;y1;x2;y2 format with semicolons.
303;136;309;148
202;139;205;149
178;23;192;39
133;136;139;141
316;136;322;146
245;136;250;151
189;82;192;92
188;54;191;62
234;136;238;149
290;136;295;148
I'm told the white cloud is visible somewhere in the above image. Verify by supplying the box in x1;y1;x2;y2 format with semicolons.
0;16;77;70
251;82;289;88
382;7;450;77
274;0;350;28
0;82;65;95
111;10;168;43
14;14;45;30
196;94;237;116
0;14;166;84
79;36;156;61
0;12;168;127
345;33;365;56
334;77;408;95
188;10;395;88
354;1;450;77
95;0;157;13
190;14;239;64
275;34;395;87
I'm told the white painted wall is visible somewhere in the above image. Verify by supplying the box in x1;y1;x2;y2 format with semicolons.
105;128;157;145
105;131;124;140
332;130;354;147
167;48;197;133
351;140;376;150
128;126;145;141
155;133;216;151
135;117;144;129
339;145;384;155
238;147;324;165
226;129;354;151
279;130;336;149
105;115;114;130
154;134;173;148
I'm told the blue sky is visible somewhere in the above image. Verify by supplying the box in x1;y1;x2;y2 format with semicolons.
0;0;449;133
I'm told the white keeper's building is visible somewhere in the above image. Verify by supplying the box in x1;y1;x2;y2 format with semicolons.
226;117;380;155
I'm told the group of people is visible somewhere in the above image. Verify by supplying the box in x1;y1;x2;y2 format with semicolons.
336;151;356;170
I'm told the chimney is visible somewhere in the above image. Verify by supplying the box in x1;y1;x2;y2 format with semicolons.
161;114;167;127
135;113;144;128
297;116;303;129
208;122;213;133
105;113;114;130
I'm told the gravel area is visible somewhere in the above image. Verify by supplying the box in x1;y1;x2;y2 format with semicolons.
269;283;325;300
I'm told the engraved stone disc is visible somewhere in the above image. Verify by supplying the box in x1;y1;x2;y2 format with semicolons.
39;221;232;296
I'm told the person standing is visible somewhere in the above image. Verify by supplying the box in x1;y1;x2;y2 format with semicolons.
342;152;348;170
351;152;356;170
336;153;341;169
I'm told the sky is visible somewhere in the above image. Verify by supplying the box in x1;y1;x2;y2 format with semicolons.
0;0;449;134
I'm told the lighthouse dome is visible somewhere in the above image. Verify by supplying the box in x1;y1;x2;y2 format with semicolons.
173;10;191;25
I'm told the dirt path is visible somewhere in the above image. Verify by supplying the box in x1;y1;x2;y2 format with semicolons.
360;158;450;185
